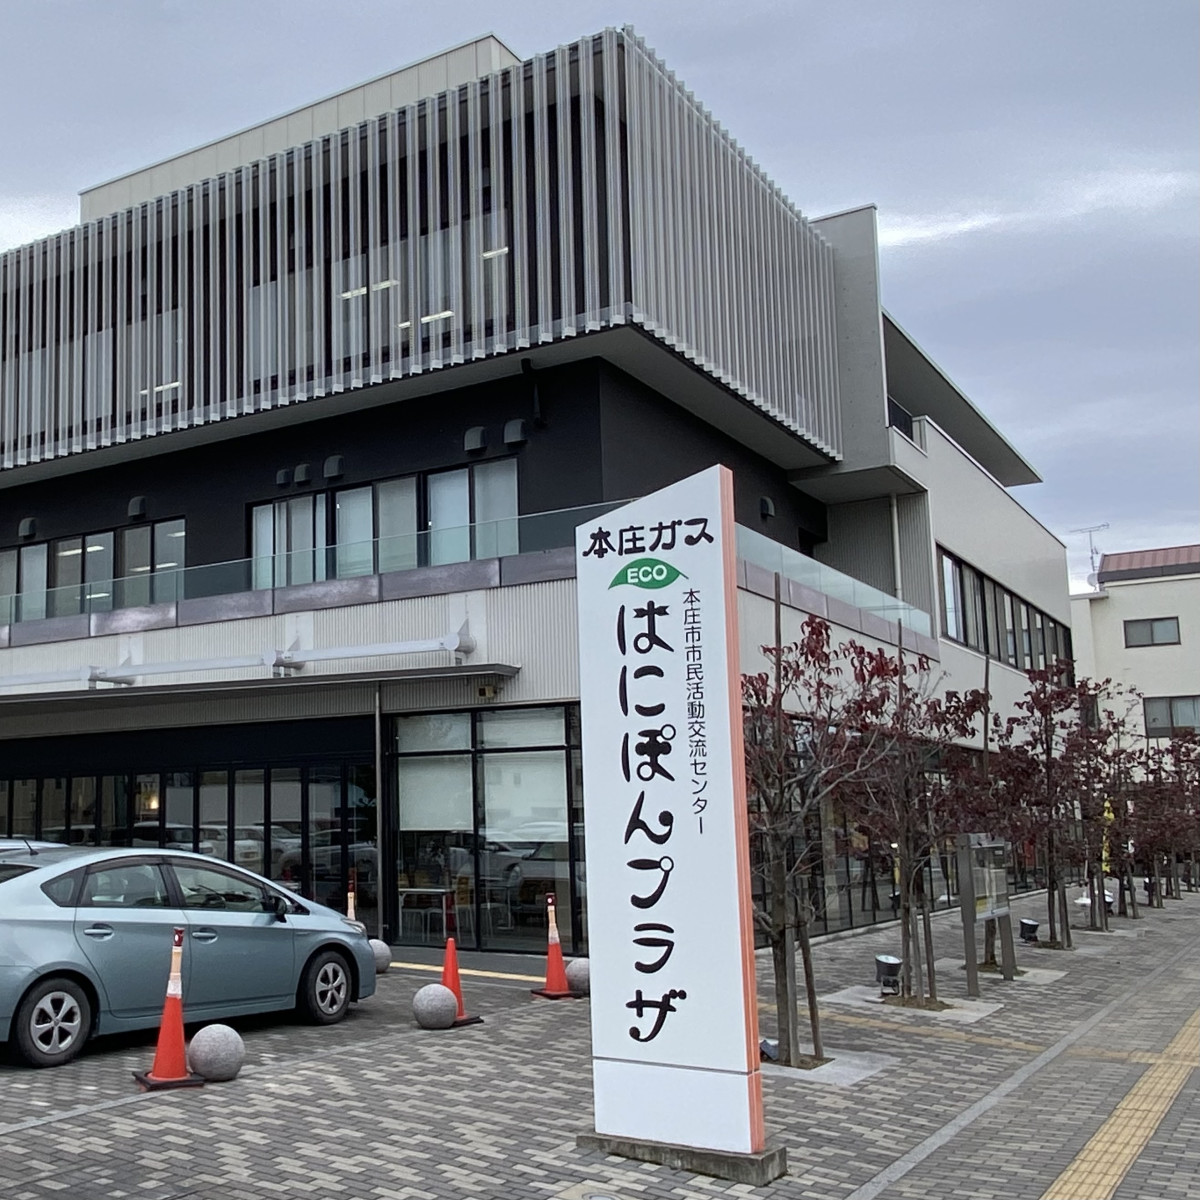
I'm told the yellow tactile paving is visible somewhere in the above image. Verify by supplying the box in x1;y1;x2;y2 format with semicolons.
390;960;544;982
1041;1010;1200;1200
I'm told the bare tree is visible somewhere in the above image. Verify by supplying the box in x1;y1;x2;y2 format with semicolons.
742;608;894;1063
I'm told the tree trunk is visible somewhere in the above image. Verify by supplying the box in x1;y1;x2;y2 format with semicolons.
983;918;997;967
921;897;938;1004
1098;860;1110;931
796;905;823;1060
1087;865;1099;931
769;844;799;1065
1057;879;1073;949
1126;864;1140;919
1046;834;1058;945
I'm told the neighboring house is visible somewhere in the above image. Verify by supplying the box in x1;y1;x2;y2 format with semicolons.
1071;545;1200;739
0;30;1068;948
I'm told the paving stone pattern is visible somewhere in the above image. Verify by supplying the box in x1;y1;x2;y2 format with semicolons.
1;892;1198;1200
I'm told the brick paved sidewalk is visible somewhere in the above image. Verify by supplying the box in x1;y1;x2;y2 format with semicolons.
1;890;1198;1200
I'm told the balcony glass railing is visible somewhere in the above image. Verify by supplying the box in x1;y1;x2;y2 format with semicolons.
0;502;929;639
736;524;932;637
0;500;626;626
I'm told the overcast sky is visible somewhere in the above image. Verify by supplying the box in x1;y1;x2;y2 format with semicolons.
1;1;1196;589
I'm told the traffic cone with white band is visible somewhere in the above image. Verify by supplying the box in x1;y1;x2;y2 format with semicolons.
133;927;204;1091
532;894;577;999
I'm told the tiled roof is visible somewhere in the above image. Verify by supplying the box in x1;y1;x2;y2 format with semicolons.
1097;544;1200;582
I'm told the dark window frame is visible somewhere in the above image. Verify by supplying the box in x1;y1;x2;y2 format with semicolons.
1123;617;1180;648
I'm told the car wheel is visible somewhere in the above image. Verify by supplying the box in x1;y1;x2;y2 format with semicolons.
298;950;352;1025
13;977;91;1068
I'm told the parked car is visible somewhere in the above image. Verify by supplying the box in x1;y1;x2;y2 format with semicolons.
0;846;376;1068
0;838;62;853
130;822;216;856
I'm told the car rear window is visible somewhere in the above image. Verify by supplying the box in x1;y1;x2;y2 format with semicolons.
41;869;84;906
0;863;35;884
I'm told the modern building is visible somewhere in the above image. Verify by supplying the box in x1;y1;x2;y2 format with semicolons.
0;29;1070;948
1071;545;1200;739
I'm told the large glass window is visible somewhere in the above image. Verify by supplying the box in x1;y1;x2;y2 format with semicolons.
270;767;303;890
377;477;419;573
234;769;266;877
335;488;374;579
940;553;961;642
473;459;519;559
394;706;581;955
428;469;470;566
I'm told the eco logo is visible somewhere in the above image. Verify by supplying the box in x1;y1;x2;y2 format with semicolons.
609;558;687;590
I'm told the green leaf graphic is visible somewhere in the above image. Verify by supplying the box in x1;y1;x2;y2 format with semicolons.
608;558;687;589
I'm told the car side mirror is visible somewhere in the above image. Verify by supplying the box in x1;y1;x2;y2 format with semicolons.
272;894;290;921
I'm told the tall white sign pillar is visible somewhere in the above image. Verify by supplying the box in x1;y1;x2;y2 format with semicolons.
574;466;783;1182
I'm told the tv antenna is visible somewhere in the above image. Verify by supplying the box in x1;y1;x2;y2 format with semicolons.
1069;523;1109;578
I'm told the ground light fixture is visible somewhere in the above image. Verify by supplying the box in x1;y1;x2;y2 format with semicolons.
875;954;902;996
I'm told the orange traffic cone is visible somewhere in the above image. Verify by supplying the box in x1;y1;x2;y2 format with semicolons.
133;927;204;1091
532;894;577;999
441;937;483;1027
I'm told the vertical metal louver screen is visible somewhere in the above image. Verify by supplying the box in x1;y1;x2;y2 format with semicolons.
0;29;840;472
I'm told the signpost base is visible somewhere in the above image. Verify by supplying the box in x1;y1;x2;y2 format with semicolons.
576;1132;787;1186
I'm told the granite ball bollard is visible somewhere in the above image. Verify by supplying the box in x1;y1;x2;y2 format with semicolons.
187;1024;245;1082
412;983;459;1030
369;939;392;974
565;957;590;996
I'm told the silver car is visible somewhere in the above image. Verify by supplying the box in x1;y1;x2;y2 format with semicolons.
0;846;376;1068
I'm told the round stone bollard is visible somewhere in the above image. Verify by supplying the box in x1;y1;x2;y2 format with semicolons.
369;939;392;975
187;1024;245;1082
565;957;590;996
412;983;459;1030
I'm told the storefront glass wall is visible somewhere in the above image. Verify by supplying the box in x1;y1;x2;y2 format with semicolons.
393;704;585;955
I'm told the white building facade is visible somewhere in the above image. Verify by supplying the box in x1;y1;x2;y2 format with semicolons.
1071;545;1200;739
0;30;1068;947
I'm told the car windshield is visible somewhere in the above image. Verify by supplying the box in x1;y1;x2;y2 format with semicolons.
0;863;35;883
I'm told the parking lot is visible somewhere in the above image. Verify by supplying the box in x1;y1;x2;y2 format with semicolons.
2;894;1198;1200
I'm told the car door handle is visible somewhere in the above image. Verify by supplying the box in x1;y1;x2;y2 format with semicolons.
83;924;114;940
190;929;219;943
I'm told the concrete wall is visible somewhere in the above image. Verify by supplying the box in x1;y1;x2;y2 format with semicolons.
921;419;1069;624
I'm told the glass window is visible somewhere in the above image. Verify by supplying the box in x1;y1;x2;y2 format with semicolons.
50;537;83;617
84;531;114;612
398;756;474;834
99;776;130;846
173;863;268;912
234;769;266;876
962;567;984;651
308;764;345;909
940;553;961;642
377;477;418;573
12;780;37;837
335;487;374;578
0;779;8;836
18;543;47;621
1172;696;1200;731
133;774;161;827
81;862;169;908
1125;617;1180;647
41;779;68;843
0;548;15;623
473;459;518;559
252;504;275;589
395;712;471;752
270;767;303;890
198;771;230;861
41;869;83;906
428;469;470;566
153;519;186;602
478;707;565;749
69;778;97;845
164;773;194;846
1144;697;1172;737
119;526;153;608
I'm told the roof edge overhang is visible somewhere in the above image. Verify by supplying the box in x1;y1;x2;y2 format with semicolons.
882;311;1040;487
